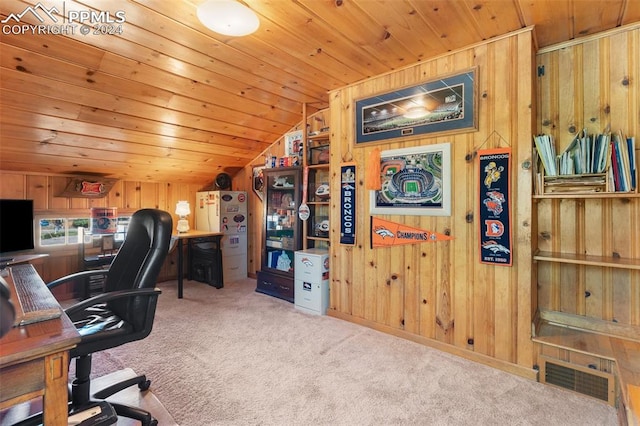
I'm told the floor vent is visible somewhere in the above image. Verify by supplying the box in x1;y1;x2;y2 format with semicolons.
540;356;615;405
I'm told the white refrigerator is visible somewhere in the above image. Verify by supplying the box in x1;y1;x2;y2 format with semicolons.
195;191;248;282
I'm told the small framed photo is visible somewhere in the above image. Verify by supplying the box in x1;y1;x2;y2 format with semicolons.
101;234;115;251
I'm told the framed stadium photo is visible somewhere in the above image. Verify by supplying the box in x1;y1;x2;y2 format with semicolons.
355;68;477;145
370;143;451;216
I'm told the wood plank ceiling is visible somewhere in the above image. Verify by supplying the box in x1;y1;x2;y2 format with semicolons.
1;0;639;185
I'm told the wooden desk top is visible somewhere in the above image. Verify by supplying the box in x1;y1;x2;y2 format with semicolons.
172;230;224;240
0;268;80;368
0;254;49;267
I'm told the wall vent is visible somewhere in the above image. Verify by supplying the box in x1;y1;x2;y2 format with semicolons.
540;356;615;406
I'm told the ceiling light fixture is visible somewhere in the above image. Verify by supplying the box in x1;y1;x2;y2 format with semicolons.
197;0;260;37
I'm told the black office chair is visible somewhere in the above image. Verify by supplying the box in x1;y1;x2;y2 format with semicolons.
0;276;15;338
18;208;172;426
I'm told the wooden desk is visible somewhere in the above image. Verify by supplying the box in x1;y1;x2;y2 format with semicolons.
172;230;223;299
0;254;49;268
0;266;81;425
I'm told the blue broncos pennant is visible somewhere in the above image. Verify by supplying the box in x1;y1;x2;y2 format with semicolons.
340;163;357;245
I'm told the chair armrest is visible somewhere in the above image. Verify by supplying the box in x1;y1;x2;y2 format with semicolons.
47;269;110;290
65;287;162;316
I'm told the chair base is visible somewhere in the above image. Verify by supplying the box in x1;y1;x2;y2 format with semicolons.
73;354;158;425
89;368;174;425
13;359;159;426
68;401;118;426
91;373;157;426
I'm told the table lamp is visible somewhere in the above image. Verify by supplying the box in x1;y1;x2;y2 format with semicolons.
175;201;191;233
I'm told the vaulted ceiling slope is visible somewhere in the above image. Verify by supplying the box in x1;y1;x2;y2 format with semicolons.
1;0;639;185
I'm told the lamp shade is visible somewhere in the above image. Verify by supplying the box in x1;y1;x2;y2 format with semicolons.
197;0;260;37
175;201;191;216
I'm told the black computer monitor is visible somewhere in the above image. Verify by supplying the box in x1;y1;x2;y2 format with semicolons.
0;199;35;255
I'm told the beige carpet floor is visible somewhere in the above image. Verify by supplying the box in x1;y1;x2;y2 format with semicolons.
80;277;618;426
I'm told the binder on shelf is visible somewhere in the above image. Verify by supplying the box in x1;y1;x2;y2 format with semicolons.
533;134;557;176
534;129;636;195
628;136;637;190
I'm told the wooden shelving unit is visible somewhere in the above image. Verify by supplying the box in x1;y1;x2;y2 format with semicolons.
532;134;639;419
302;108;330;250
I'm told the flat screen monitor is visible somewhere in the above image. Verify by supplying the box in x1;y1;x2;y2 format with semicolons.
0;199;35;254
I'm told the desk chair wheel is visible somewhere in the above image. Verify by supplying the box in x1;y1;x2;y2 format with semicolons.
139;378;151;391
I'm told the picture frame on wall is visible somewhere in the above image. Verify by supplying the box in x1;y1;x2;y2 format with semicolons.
101;234;115;253
370;143;451;216
355;68;477;145
252;166;265;201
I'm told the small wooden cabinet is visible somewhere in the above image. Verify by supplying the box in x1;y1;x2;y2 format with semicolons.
256;270;295;303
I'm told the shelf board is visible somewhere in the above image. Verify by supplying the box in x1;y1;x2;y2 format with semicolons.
535;310;640;344
307;131;330;140
534;250;640;270
533;191;639;199
307;236;329;241
307;163;329;169
533;320;616;359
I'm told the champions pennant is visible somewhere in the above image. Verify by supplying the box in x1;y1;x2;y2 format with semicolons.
370;217;453;248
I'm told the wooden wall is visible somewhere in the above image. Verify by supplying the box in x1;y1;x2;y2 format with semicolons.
0;171;202;298
321;28;536;376
535;25;640;330
237;27;539;376
4;22;637;381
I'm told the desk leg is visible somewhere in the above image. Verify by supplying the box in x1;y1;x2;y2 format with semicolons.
216;236;224;288
43;351;70;426
178;239;184;299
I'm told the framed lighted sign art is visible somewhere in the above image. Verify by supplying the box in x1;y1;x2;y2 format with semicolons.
355;68;477;145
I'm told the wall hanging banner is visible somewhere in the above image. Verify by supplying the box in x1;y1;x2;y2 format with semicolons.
340;163;357;245
370;217;453;248
478;147;512;266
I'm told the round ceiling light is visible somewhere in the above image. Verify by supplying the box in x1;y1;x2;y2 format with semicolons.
197;0;260;37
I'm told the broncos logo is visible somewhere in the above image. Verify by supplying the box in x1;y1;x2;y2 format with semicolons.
374;226;395;239
483;191;505;215
484;161;504;188
481;240;511;254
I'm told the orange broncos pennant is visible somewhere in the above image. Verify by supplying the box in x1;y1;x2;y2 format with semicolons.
370;217;453;248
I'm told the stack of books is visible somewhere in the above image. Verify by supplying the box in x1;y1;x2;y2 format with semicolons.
609;131;637;192
533;130;636;194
